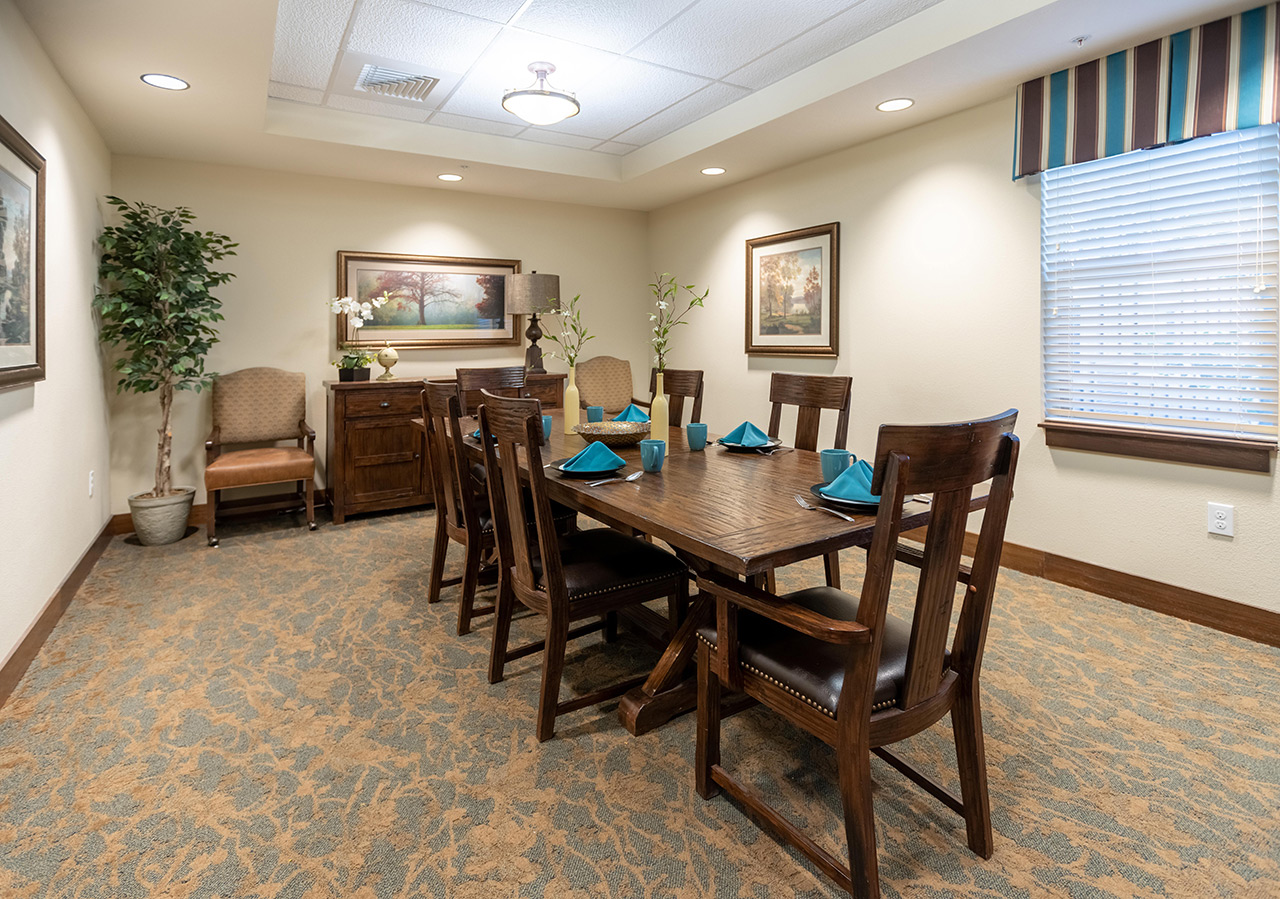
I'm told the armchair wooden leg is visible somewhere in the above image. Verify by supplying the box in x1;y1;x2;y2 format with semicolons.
837;731;880;899
536;610;569;742
457;540;482;636
305;479;316;531
952;681;994;859
427;518;449;605
695;639;721;800
488;574;514;685
206;490;219;546
823;551;841;589
603;611;619;643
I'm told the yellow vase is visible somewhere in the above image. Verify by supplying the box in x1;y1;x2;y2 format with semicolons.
650;371;669;440
563;366;580;434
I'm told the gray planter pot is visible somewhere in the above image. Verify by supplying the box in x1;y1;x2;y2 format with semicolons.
128;486;196;545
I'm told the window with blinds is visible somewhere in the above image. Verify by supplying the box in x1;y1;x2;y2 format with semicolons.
1041;124;1280;444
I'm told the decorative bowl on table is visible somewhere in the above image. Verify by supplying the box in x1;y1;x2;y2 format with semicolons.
572;420;650;447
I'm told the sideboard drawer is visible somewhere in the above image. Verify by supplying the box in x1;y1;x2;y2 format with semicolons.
524;379;560;407
345;388;423;418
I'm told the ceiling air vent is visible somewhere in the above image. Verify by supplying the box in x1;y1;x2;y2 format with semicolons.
355;65;438;102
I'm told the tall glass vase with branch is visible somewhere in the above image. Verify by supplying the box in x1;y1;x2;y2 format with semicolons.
649;273;708;439
543;293;594;433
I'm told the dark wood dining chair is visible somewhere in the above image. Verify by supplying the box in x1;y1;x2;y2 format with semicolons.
456;365;527;416
477;390;690;742
422;380;499;636
766;372;853;589
694;409;1019;899
633;367;704;426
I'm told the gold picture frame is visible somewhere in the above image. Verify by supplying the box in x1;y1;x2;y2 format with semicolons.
0;113;45;389
745;222;839;358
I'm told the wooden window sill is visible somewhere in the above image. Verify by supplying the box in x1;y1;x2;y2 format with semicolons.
1039;421;1276;472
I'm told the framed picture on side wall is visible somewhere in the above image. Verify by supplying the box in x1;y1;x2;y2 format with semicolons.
336;251;522;350
745;222;839;357
0;113;45;389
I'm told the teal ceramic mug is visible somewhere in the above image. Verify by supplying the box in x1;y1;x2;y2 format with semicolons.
541;415;552;444
820;448;852;484
587;406;604;423
640;438;666;472
686;422;708;451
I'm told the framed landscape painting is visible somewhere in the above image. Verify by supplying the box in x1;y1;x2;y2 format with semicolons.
336;251;521;350
745;222;839;357
0;113;45;390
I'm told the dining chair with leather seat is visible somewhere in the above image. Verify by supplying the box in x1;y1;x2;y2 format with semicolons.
477;390;690;742
456;365;527;416
203;367;317;547
766;372;853;589
633;367;704;426
693;409;1019;898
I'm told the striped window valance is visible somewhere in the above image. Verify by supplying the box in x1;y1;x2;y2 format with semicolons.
1015;3;1280;179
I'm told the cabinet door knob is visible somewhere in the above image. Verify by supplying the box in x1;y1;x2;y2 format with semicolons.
523;392;531;398
414;453;420;459
379;401;390;408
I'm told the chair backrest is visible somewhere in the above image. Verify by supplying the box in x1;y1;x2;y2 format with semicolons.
649;367;704;425
421;379;477;536
853;409;1020;713
477;390;567;610
576;355;633;413
456;365;526;415
766;372;852;451
212;367;306;444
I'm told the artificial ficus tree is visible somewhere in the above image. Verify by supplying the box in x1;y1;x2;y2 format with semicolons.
94;196;237;497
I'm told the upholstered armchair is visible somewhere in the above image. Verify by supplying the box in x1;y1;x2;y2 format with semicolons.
203;367;316;546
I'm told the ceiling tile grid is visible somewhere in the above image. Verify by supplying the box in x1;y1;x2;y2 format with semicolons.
267;0;937;155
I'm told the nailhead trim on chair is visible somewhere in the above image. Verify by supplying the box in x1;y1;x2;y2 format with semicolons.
569;572;680;602
696;633;899;718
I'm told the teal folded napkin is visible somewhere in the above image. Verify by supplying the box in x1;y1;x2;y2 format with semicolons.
819;459;880;504
561;442;625;472
718;421;769;447
613;403;650;423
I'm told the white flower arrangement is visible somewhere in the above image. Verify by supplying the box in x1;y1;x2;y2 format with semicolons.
330;293;387;368
649;273;707;372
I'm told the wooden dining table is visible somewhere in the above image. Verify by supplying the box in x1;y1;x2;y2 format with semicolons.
447;405;957;736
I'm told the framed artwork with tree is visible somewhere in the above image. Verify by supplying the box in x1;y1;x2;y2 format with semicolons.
335;251;521;350
745;222;838;357
0;113;45;390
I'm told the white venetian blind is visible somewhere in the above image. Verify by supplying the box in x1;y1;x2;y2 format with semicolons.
1041;124;1280;441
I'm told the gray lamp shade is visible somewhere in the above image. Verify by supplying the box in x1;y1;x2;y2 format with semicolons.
504;272;561;315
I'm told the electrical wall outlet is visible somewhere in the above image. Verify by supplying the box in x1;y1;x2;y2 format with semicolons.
89;470;94;498
1207;502;1234;537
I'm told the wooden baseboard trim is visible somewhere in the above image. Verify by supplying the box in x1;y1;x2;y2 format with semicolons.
0;522;115;709
900;526;1280;648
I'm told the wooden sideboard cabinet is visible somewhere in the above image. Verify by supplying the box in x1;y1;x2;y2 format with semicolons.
326;372;566;524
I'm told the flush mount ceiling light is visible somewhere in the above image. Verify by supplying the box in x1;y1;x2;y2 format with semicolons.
437;173;463;182
876;97;914;112
701;167;726;175
140;73;189;91
502;62;580;126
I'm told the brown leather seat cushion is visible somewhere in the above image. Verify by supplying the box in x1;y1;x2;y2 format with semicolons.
205;447;315;490
697;586;945;717
533;528;686;602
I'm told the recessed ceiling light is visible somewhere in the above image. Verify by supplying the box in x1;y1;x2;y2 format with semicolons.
876;98;914;112
437;173;463;182
701;167;726;176
140;73;189;91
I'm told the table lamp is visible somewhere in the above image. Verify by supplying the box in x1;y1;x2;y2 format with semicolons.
504;272;560;374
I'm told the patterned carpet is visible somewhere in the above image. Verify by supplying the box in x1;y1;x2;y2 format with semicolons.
1;509;1278;898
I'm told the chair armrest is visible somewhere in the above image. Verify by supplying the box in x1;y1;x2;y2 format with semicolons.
696;571;871;645
632;397;652;409
299;419;315;452
205;426;221;465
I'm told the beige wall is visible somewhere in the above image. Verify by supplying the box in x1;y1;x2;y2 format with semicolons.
0;0;113;666
651;97;1280;613
108;157;652;507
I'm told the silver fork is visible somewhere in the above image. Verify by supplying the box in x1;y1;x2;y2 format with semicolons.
587;471;644;487
794;494;857;522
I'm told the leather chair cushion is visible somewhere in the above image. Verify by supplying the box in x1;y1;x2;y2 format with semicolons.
205;447;315;491
697;586;945;718
533;528;686;601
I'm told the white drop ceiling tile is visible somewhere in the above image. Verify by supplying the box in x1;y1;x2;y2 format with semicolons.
347;0;501;72
515;0;696;54
630;0;849;79
517;129;600;150
593;141;639;156
611;81;749;145
268;82;326;104
428;111;526;136
270;0;355;89
325;93;432;121
725;0;945;89
419;0;528;24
